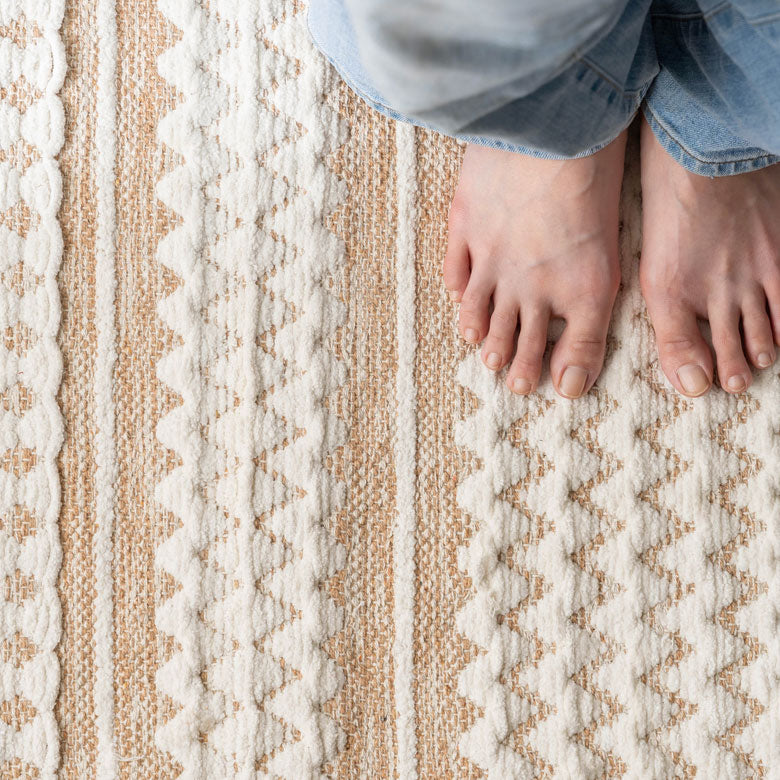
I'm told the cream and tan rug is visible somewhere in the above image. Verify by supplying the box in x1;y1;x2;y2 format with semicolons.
2;0;779;777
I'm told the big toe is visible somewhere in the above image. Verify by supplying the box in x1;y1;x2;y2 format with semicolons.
645;294;713;397
549;303;612;399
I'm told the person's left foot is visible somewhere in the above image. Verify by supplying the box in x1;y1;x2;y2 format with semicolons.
639;115;780;397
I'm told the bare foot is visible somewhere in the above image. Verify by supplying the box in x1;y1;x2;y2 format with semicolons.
639;115;780;397
443;134;626;399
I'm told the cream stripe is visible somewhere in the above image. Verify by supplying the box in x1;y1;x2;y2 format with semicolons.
93;0;119;776
393;122;419;780
235;2;261;771
11;4;67;778
154;0;214;770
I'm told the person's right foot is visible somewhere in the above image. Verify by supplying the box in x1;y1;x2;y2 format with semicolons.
443;133;626;399
639;115;780;397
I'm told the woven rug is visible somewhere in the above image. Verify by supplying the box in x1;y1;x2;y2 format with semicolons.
2;0;779;777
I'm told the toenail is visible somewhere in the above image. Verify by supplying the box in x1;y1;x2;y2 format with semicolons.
726;375;746;392
486;352;501;369
512;377;532;394
465;328;478;343
757;352;774;368
449;290;461;302
677;364;709;396
559;366;588;398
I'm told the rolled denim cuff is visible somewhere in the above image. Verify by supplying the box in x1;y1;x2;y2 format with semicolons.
641;101;780;177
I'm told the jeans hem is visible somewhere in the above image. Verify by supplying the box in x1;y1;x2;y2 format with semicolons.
308;10;642;160
641;103;780;177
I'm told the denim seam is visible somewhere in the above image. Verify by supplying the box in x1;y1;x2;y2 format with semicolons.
649;11;705;21
650;2;731;22
702;1;730;21
703;0;733;22
577;53;647;100
643;101;778;166
649;1;776;24
744;9;780;24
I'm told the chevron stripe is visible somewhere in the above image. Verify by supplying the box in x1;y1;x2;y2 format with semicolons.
153;0;349;775
0;4;66;779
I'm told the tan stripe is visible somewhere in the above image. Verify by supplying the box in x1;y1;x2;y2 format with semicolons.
412;130;485;779
55;0;99;775
112;0;181;775
317;82;399;779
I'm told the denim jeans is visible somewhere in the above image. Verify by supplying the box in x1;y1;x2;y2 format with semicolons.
307;0;780;176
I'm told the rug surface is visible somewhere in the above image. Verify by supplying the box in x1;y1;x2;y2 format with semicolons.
1;0;778;778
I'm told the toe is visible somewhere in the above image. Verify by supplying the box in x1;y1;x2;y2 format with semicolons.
765;276;780;347
442;220;471;303
741;292;776;370
507;304;549;394
645;294;713;397
481;303;518;371
549;303;611;399
458;273;493;344
709;301;752;393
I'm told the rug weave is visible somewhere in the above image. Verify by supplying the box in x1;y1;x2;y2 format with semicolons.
1;0;779;777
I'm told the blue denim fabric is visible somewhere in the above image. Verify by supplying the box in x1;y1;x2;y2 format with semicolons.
307;0;780;176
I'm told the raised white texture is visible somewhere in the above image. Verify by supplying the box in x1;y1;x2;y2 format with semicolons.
0;2;65;778
154;0;349;777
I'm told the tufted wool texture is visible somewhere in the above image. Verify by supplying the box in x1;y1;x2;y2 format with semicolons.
0;0;779;778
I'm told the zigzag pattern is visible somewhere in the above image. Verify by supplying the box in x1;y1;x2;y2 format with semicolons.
630;307;699;778
709;398;767;776
255;2;349;774
732;375;780;774
154;0;348;775
566;389;626;777
453;357;539;777
0;4;64;779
